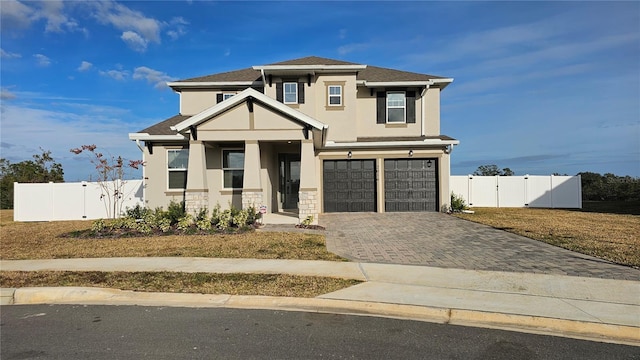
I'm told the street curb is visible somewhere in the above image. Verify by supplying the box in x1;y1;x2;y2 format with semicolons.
6;287;639;346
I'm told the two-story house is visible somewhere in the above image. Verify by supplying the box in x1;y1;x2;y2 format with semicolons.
129;56;458;224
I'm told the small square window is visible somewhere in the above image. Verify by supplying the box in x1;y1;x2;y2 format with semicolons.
284;82;297;104
328;85;342;106
223;93;234;100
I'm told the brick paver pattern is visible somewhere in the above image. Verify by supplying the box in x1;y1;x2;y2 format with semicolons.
319;212;640;281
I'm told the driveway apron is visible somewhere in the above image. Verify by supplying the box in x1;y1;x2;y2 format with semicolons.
319;213;640;281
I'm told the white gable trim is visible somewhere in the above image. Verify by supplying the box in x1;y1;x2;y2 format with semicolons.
172;88;328;132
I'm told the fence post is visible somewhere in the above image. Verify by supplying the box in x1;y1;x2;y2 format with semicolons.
524;175;529;207
468;174;473;207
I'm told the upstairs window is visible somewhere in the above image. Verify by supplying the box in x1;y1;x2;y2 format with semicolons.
167;149;189;190
328;85;342;106
284;82;298;104
386;91;406;123
223;93;234;100
222;149;244;189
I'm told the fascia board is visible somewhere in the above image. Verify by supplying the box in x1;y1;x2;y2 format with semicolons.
128;133;187;141
324;139;460;148
167;81;263;88
362;81;433;87
172;88;328;132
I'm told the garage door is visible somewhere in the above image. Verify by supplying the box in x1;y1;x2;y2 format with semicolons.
384;159;438;212
323;160;376;212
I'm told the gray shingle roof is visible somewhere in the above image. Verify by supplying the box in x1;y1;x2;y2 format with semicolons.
139;114;189;135
175;56;447;83
179;67;261;83
357;65;447;82
268;56;360;66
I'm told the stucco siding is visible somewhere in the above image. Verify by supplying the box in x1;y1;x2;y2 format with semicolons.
143;143;189;210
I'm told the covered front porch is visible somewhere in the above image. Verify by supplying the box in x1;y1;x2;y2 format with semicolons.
183;139;319;224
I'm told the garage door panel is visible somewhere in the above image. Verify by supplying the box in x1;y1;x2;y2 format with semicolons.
385;158;438;212
323;160;377;213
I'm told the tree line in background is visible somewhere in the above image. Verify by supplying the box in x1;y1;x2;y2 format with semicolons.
1;156;638;210
0;149;64;209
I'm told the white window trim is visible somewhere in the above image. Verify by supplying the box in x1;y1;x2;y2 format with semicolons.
167;149;188;191
221;148;244;189
223;93;234;100
328;85;342;106
283;82;298;104
386;91;406;124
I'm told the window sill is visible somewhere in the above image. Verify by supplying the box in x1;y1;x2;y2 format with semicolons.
325;105;344;111
285;104;300;108
164;190;185;195
220;189;242;195
384;123;408;128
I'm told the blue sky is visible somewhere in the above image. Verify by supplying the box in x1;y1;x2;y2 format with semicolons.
1;1;638;181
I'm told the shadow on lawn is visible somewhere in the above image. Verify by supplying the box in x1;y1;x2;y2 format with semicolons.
576;201;640;216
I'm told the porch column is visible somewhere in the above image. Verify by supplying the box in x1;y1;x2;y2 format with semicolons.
298;139;318;225
185;140;208;215
242;140;263;209
439;151;451;212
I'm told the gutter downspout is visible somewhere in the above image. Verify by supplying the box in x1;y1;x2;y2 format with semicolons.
134;139;144;152
259;69;266;87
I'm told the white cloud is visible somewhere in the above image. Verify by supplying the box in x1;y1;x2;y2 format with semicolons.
0;102;142;181
90;1;161;51
166;16;188;40
0;48;21;58
33;53;51;67
77;61;93;72
338;29;347;39
1;88;17;100
35;0;80;33
337;42;371;55
121;31;148;52
132;66;176;89
0;0;35;31
99;69;129;81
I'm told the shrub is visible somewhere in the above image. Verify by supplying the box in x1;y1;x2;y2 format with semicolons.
301;215;314;226
450;192;468;212
91;218;106;232
177;213;193;231
218;209;232;231
125;204;150;219
167;200;186;225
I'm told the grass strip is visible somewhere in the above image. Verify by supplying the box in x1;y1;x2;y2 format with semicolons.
1;210;343;261
0;271;361;298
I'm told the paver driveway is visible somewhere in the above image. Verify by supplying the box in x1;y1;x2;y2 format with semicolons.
319;212;640;281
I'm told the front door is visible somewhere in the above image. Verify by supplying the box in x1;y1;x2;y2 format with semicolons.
279;154;300;210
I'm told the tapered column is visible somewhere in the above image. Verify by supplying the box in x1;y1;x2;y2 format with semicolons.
185;140;208;214
241;140;263;209
298;139;318;224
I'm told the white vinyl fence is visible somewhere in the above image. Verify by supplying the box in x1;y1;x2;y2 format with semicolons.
450;175;582;208
14;180;144;221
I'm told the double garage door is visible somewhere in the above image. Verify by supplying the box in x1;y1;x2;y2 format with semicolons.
323;159;438;212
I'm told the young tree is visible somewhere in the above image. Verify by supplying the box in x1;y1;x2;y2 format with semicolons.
0;149;64;209
71;144;143;218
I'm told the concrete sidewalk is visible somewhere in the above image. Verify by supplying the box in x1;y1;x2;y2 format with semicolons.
1;258;639;345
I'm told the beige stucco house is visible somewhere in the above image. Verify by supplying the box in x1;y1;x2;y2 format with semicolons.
129;56;458;224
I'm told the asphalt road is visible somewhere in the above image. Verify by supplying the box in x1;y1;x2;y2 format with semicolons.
1;305;638;359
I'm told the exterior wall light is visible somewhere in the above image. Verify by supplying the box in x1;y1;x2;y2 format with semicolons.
408;150;414;157
427;159;432;168
347;151;352;159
